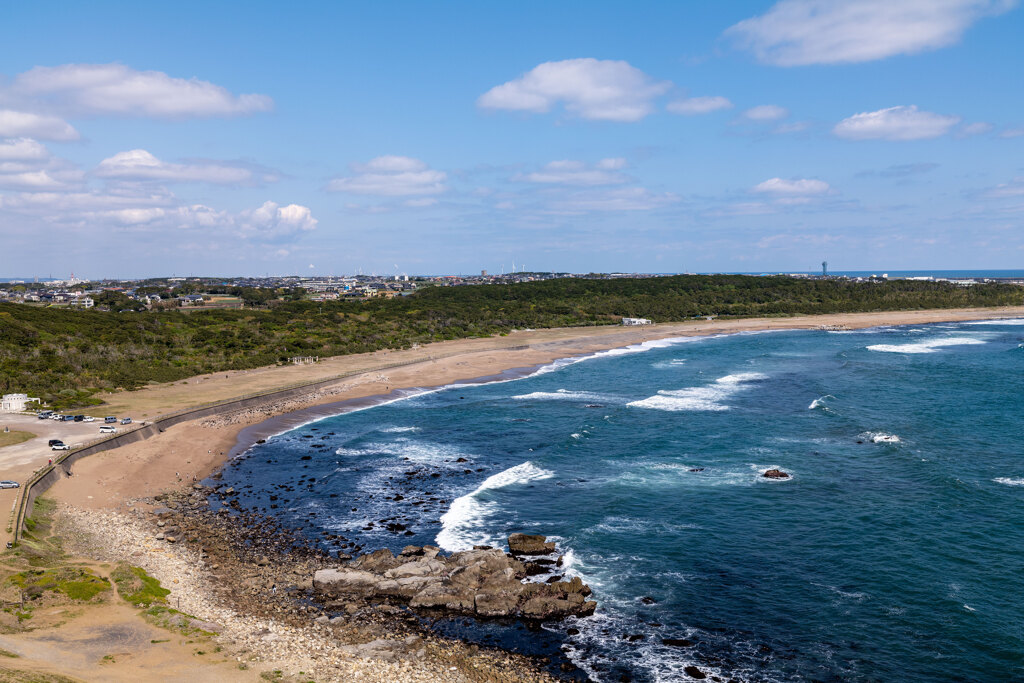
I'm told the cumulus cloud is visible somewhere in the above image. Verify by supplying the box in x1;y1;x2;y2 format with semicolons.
667;96;733;115
95;149;255;184
516;159;630;186
326;156;447;196
753;177;831;195
239;200;318;237
0;109;79;140
478;58;671;122
726;0;1016;66
10;63;273;118
743;104;789;121
833;105;960;140
0;137;50;161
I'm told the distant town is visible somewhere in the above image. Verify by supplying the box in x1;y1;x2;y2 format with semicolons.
1;269;1023;311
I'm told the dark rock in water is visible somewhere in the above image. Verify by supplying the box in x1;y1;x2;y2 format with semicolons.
545;575;564;583
689;468;705;472
625;633;645;642
256;439;266;444
762;469;790;479
455;457;468;463
566;627;580;636
508;532;557;555
640;596;657;604
663;638;694;647
856;440;864;444
585;404;604;408
684;665;707;679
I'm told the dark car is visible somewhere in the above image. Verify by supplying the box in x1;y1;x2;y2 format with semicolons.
104;416;117;423
74;415;85;422
48;439;64;447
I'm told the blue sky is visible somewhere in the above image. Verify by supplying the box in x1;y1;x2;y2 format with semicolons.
1;0;1022;277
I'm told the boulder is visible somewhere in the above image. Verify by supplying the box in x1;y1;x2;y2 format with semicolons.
762;469;790;479
507;533;556;555
312;568;381;596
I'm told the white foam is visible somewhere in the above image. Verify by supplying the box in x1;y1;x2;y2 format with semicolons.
962;318;1024;325
628;372;768;412
378;426;420;433
862;432;901;444
436;461;554;551
808;394;835;410
994;477;1024;486
866;337;987;353
511;389;613;402
336;439;470;463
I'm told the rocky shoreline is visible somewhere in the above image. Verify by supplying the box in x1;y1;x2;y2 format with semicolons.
57;485;589;682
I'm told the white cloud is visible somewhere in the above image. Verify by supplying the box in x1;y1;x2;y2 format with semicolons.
0;138;50;161
95;149;254;184
753;177;831;195
326;156;447;196
516;159;630;186
743;104;789;121
404;198;438;207
960;121;993;136
547;187;679;213
987;177;1024;198
239;201;318;237
667;96;733;115
727;0;1016;66
11;63;273;118
833;105;960;140
0;110;79;140
1000;127;1024;138
0;170;68;190
478;58;671;122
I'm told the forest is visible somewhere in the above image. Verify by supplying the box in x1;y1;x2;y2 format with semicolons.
2;274;1021;408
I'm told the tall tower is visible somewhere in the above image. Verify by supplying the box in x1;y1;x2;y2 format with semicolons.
822;260;828;277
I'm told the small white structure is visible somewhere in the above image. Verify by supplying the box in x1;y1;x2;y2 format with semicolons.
621;317;653;326
1;393;40;412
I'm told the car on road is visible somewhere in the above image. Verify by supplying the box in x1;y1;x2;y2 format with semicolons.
51;443;71;450
48;439;64;447
99;426;117;434
104;416;117;423
0;481;19;489
37;411;53;419
74;415;85;422
83;416;95;422
120;417;132;425
61;415;75;422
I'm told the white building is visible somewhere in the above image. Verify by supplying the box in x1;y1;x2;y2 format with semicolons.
1;393;40;412
621;317;653;326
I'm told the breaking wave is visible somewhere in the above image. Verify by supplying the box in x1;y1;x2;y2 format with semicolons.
866;337;987;354
436;461;554;551
628;372;768;412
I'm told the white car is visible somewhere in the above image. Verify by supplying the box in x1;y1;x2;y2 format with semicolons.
100;426;117;434
83;416;95;422
51;443;71;450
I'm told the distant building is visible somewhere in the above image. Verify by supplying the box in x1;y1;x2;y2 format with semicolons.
68;296;94;308
2;393;40;412
621;317;653;326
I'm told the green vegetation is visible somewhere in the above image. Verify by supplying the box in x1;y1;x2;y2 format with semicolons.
8;567;110;602
0;667;82;682
110;564;169;606
0;431;34;449
2;275;1022;407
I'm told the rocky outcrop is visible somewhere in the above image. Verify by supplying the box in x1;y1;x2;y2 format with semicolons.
762;469;790;479
314;536;595;621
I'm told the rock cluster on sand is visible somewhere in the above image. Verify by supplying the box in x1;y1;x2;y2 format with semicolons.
314;535;596;620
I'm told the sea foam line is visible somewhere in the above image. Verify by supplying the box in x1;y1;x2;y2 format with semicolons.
866;336;988;354
436;461;554;552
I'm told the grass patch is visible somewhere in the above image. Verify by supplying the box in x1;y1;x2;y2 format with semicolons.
0;431;34;449
0;667;83;682
8;567;110;602
110;564;169;606
0;648;19;658
142;605;214;637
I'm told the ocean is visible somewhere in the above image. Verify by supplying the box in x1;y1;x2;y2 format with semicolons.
214;318;1024;681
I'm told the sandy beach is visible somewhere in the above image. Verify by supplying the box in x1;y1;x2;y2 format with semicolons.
4;306;1024;682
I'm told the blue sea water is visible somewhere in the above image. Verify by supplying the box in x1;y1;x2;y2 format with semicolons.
216;319;1024;681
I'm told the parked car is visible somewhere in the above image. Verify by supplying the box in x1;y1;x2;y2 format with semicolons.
104;416;117;423
74;415;85;422
49;414;63;420
99;425;117;434
48;439;64;447
83;416;95;422
37;411;53;420
51;443;71;450
120;417;132;425
62;415;75;422
0;481;19;489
